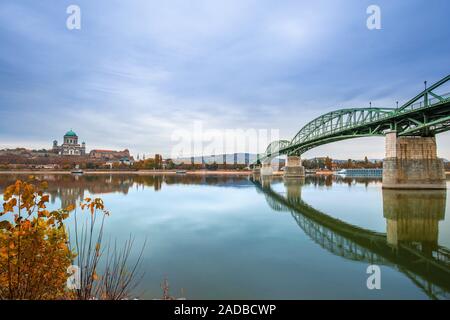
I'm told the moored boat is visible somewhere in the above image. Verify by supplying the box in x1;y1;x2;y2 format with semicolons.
71;165;84;175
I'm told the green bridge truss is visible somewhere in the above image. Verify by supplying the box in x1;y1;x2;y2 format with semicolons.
254;74;450;165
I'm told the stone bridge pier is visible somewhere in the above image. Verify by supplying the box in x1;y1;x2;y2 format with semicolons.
383;189;446;249
284;177;304;206
260;162;274;176
284;156;305;178
382;131;446;189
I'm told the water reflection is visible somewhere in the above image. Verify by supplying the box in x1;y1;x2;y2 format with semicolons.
0;173;449;299
304;175;381;188
383;189;446;251
252;176;450;300
0;174;251;208
285;178;304;206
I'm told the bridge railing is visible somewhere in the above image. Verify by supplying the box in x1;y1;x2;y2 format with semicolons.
302;92;450;143
253;78;450;165
398;92;450;113
289;109;393;149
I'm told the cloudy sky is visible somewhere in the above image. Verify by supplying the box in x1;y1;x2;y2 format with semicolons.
0;0;449;159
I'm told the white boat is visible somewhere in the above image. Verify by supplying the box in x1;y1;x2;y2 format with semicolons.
71;165;84;175
336;168;382;177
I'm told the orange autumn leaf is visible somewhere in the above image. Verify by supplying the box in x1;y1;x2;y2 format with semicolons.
65;204;76;212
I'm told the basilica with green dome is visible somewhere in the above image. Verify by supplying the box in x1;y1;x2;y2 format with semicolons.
52;130;86;156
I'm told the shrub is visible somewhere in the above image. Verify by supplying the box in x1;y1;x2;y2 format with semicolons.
0;179;74;299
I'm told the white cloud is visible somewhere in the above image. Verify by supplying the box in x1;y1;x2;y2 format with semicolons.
1;0;449;159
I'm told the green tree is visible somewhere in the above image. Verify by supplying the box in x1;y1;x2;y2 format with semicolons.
324;157;333;170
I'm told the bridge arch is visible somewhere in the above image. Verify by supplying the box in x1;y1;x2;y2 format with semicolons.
251;75;450;168
289;108;393;154
263;140;290;159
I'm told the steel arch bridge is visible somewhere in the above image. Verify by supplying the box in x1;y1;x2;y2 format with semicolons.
253;74;450;165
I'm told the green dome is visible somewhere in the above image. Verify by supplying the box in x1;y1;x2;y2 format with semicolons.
64;130;77;137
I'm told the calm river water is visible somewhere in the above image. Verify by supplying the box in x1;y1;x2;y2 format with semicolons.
0;173;449;300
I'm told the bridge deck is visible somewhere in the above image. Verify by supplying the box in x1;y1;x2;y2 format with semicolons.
253;75;450;164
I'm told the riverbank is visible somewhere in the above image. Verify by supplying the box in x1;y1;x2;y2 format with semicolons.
0;170;251;175
0;169;288;176
1;170;448;177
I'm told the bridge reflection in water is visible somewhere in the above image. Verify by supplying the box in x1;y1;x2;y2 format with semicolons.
251;175;450;300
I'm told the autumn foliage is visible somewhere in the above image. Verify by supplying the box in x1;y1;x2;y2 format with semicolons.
0;179;74;299
0;178;144;300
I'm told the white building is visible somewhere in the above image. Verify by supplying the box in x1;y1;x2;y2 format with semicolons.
52;130;86;156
